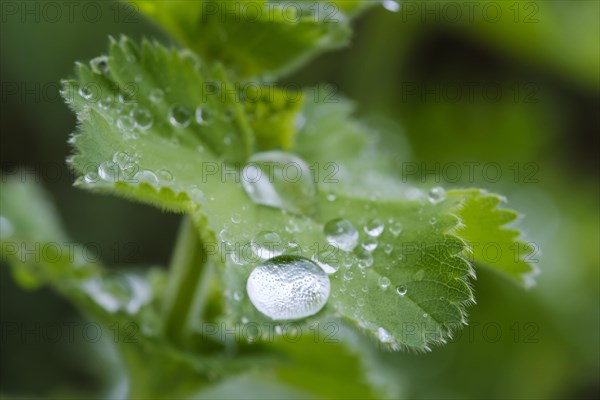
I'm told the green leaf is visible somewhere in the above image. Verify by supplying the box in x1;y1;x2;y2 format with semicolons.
448;189;538;286
62;37;536;352
132;0;375;78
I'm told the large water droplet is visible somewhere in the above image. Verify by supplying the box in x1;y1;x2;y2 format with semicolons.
241;151;317;215
324;219;358;252
251;231;284;260
169;104;192;128
428;187;446;204
246;255;330;320
364;218;384;237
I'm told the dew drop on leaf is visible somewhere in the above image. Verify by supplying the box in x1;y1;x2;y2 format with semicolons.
168;104;192;128
131;107;153;130
90;56;109;74
364;218;384;237
117;115;135;132
355;247;374;268
383;243;394;255
396;285;408;296
428;187;446;204
230;213;242;224
343;271;354;281
134;170;159;186
246;255;330;321
112;151;132;168
378;276;391;290
251;231;284;260
388;220;403;237
361;236;378;252
84;171;99;184
324;219;358;252
149;88;164;103
195;106;214;125
156;169;174;183
98;161;120;182
241;151;317;215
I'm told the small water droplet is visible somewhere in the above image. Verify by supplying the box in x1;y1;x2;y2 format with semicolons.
231;213;242;224
90;56;109;74
156;169;173;182
251;231;284;260
195;106;214;125
361;236;378;252
388;220;403;237
378;276;391;290
246;255;330;320
98;161;120;182
169;104;192;128
383;243;393;255
311;248;340;275
364;218;384;237
429;217;437;225
131;107;153;130
84;171;99;184
241;151;317;215
382;0;400;13
134;169;159;185
219;227;234;244
343;271;354;281
149;88;164;103
117;115;135;132
428;187;446;204
241;317;249;324
324;219;358;252
233;291;243;301
355;248;374;268
396;285;407;296
326;193;337;202
79;86;95;100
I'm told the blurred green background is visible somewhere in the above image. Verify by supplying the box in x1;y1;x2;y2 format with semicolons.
1;0;598;398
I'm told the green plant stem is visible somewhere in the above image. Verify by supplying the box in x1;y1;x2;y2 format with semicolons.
162;216;212;346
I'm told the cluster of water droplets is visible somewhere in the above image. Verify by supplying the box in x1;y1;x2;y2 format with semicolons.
82;151;174;189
